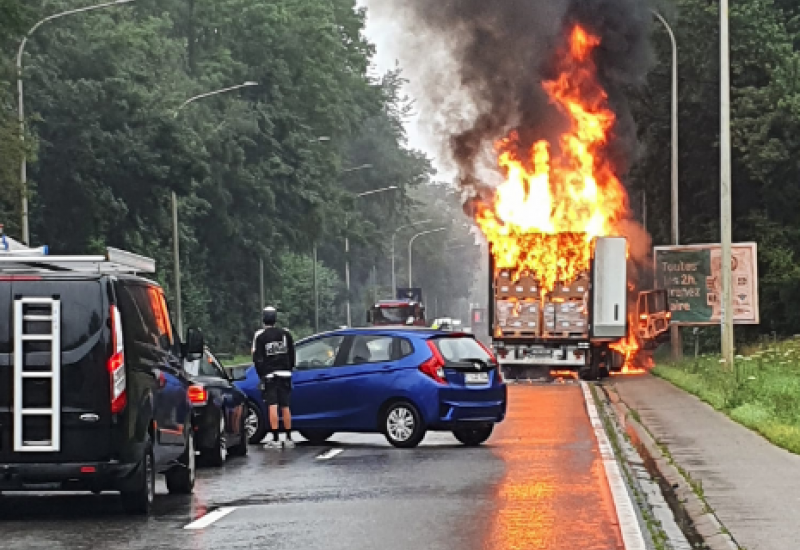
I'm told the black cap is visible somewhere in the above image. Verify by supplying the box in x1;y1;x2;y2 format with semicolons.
262;306;277;326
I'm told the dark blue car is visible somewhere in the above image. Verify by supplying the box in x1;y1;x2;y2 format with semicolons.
237;328;507;448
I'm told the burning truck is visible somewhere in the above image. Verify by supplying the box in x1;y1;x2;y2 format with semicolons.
466;26;669;380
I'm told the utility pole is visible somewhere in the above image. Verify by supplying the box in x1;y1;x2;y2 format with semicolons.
259;257;264;310
313;243;319;333
372;264;378;303
172;191;182;339
720;0;735;364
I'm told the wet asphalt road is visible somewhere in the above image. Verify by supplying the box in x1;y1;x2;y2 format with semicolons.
0;386;625;550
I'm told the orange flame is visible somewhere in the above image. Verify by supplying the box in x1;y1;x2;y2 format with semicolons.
475;25;628;293
609;316;646;374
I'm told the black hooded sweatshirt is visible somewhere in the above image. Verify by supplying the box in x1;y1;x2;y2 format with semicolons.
252;326;296;379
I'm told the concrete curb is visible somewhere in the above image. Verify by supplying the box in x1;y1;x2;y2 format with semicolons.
601;384;740;550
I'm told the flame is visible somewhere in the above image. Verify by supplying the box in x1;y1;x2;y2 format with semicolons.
610;315;649;375
475;25;628;293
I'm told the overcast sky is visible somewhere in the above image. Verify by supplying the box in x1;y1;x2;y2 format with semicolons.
357;0;454;181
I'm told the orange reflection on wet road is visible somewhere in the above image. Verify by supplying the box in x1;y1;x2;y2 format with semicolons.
483;385;624;550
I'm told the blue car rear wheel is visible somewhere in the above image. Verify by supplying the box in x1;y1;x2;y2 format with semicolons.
453;424;494;446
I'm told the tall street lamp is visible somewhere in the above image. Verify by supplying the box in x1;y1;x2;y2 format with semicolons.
17;0;137;244
720;0;734;363
172;81;258;117
408;228;446;288
391;220;432;294
651;9;679;246
652;9;682;360
171;81;258;337
311;162;375;332
345;185;398;326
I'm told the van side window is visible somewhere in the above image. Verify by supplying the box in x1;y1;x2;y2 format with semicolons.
118;285;152;346
151;288;174;347
121;285;173;352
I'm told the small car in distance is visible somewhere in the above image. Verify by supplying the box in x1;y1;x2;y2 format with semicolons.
236;328;507;448
184;348;248;465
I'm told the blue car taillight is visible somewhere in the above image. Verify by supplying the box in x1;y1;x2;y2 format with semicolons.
419;341;447;384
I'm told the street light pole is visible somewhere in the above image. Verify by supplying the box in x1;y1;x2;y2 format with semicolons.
408;228;446;287
652;9;683;360
651;9;679;246
171;81;258;336
344;185;398;326
720;0;735;363
391;220;432;293
172;81;258;117
313;243;319;332
172;191;182;338
16;0;137;244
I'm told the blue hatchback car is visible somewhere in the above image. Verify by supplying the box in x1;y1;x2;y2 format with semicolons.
236;328;507;448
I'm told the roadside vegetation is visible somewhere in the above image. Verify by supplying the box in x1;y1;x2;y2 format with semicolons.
0;1;478;352
653;338;800;455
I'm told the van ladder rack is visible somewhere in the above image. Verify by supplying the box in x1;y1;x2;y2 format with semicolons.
0;246;156;274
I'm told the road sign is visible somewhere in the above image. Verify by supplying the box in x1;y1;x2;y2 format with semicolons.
654;242;759;325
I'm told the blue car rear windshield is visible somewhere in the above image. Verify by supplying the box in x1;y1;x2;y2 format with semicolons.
434;337;492;363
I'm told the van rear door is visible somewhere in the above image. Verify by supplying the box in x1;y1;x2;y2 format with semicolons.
0;277;112;463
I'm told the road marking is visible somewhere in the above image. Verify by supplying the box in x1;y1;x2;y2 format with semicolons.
183;507;237;530
316;448;344;460
581;382;647;550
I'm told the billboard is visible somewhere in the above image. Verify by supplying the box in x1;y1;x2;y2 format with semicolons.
654;243;759;325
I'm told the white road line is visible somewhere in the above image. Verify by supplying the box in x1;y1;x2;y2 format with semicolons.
316;448;344;460
581;382;647;550
183;507;237;530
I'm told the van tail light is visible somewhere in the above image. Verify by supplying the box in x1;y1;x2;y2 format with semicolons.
108;305;127;414
419;341;447;384
188;385;208;406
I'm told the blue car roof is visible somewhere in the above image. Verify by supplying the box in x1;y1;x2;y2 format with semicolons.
297;326;462;345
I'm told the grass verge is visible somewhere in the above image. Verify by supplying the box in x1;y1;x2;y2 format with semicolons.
653;338;800;455
220;354;252;367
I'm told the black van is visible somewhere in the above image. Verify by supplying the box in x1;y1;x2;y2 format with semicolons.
0;250;201;514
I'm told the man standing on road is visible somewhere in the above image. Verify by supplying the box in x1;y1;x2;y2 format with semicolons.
252;306;296;449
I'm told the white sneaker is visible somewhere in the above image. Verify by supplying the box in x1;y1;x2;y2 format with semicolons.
263;440;281;450
282;439;296;449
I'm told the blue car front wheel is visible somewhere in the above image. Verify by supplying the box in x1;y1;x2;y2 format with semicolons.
246;401;267;444
383;401;426;449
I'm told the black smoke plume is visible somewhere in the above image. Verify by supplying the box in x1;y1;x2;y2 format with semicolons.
399;0;654;199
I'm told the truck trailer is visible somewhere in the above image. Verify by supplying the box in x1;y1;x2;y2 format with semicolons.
489;236;665;380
